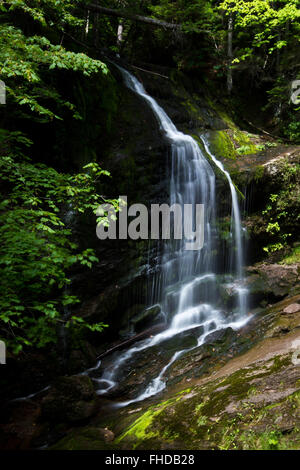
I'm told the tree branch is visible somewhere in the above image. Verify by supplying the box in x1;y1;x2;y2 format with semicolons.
87;4;181;30
131;65;169;79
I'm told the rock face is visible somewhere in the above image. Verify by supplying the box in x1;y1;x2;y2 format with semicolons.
50;427;116;450
41;375;97;424
69;66;239;346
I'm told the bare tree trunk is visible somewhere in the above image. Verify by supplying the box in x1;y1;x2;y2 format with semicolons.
117;21;124;48
84;10;90;39
227;13;233;94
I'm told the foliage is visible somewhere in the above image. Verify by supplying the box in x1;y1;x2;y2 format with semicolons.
280;244;300;264
0;0;299;354
0;24;107;121
0;0;121;354
262;159;300;253
0;131;119;353
220;0;300;59
81;1;299;141
219;1;300;141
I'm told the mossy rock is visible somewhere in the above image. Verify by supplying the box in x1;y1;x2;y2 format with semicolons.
204;327;237;346
130;305;161;332
208;130;237;161
50;427;116;451
113;349;300;450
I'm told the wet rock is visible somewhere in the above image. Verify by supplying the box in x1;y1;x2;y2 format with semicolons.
264;294;300;338
167;344;212;382
160;326;204;352
41;375;97;424
97;331;300;450
204;327;237;345
130;305;161;332
283;303;300;314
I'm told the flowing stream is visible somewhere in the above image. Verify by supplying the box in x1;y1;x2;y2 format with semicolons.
88;67;249;405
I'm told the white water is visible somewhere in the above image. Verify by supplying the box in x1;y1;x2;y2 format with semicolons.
88;67;249;404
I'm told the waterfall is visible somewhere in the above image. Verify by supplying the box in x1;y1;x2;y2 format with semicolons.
88;67;249;404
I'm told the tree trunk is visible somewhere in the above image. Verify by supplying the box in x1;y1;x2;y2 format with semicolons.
117;21;124;48
227;13;233;94
84;10;90;39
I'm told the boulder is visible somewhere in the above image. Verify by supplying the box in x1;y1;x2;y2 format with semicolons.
0;400;42;450
50;426;116;450
204;327;237;345
246;263;300;301
98;427;115;443
130;305;161;332
41;375;97;423
160;326;205;352
283;303;300;314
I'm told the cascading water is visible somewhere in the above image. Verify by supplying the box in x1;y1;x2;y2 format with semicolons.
88;66;249;405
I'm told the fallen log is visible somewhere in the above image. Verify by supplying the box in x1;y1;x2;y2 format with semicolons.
97;323;166;360
131;65;169;79
87;4;181;30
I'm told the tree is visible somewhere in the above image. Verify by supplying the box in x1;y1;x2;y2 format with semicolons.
220;0;300;140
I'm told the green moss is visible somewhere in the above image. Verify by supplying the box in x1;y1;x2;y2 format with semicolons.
101;358;299;450
204;95;236;130
254;165;265;182
233;130;251;146
197;415;208;426
50;428;116;451
270;355;291;373
236;144;258;155
176;387;192;397
209;130;237;160
116;409;159;444
231;130;261;155
115;398;178;448
181;98;199;116
280;245;300;265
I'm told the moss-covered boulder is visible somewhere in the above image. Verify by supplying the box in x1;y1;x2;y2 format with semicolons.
50;427;116;451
